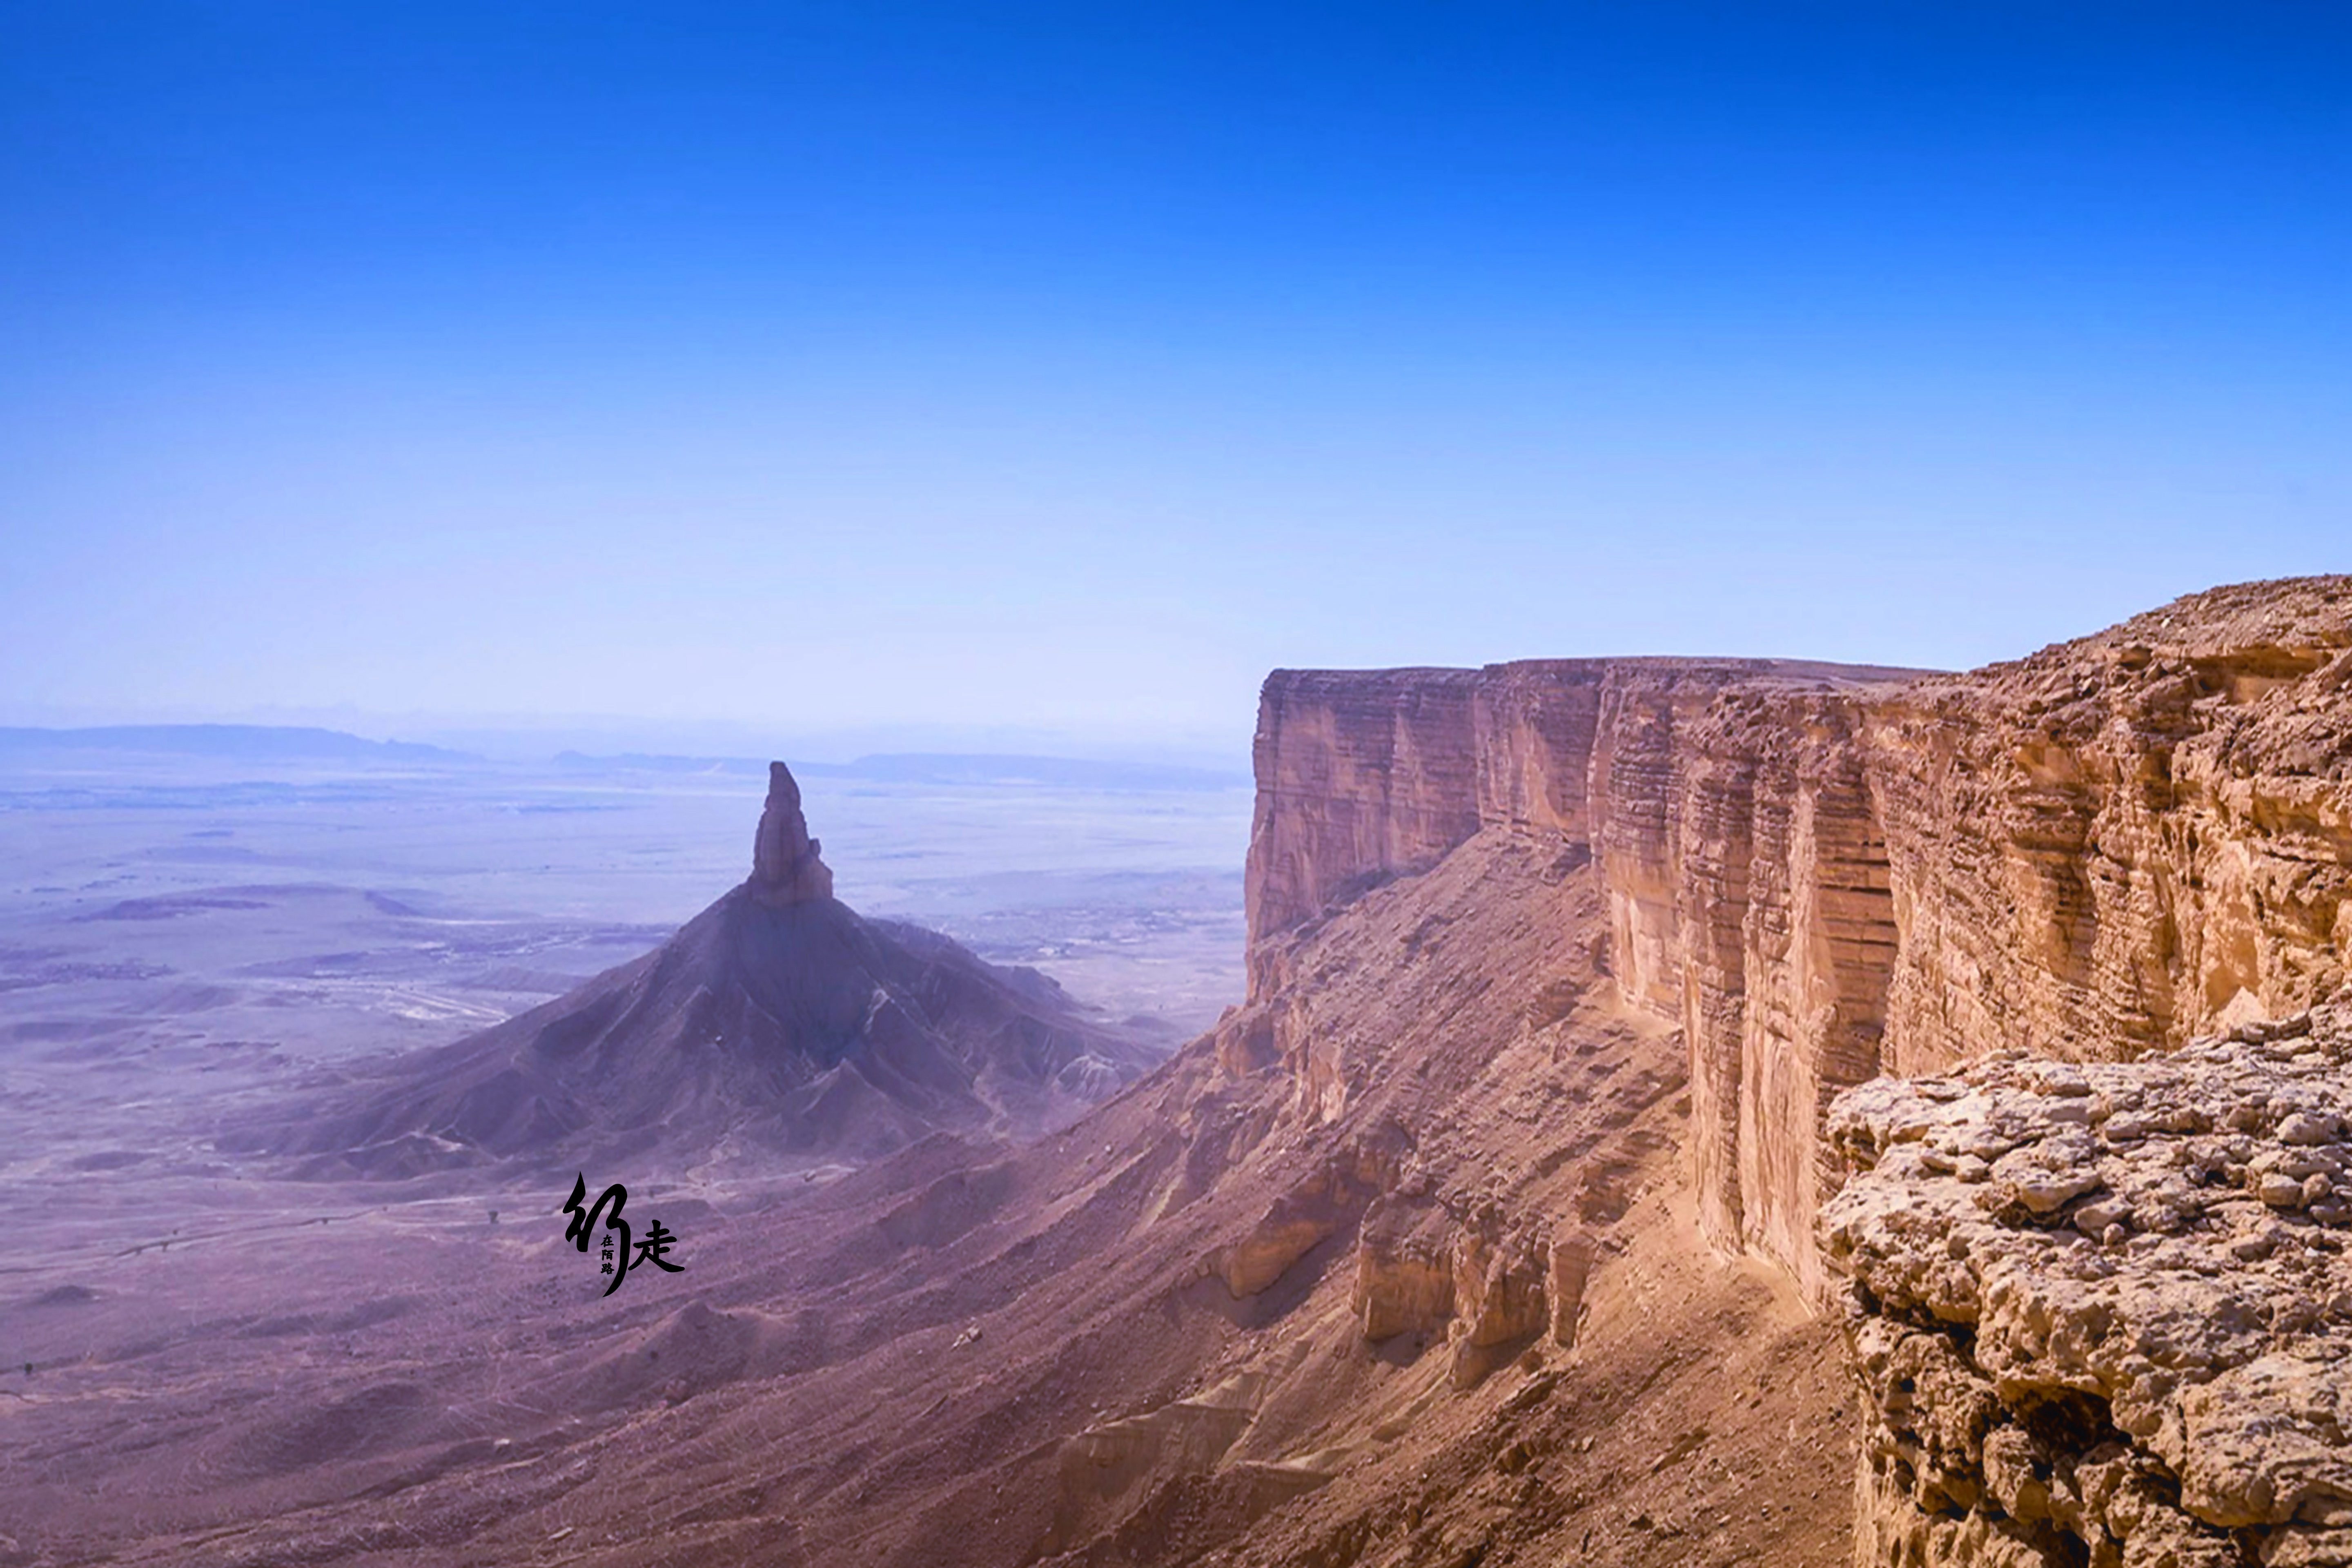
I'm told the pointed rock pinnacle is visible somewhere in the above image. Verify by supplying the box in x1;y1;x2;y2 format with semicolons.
749;760;834;906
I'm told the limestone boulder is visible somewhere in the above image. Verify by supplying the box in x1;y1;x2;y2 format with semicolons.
1824;1007;2352;1566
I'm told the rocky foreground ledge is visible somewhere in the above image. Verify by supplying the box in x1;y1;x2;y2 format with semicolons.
1823;1002;2352;1568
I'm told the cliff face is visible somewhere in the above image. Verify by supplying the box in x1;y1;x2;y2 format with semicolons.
1245;658;1897;956
1866;582;2352;1076
1243;578;2352;1296
1245;657;1922;1297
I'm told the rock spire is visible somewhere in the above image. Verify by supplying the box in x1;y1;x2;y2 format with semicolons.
749;760;834;906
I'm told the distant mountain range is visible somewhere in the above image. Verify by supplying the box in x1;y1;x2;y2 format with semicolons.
0;724;1245;789
0;724;474;762
553;749;1249;791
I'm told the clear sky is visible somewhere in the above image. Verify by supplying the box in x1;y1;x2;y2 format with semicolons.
2;3;2345;753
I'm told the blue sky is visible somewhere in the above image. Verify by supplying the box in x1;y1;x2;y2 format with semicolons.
2;3;2345;753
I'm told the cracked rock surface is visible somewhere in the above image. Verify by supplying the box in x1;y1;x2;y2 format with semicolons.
1823;1004;2352;1567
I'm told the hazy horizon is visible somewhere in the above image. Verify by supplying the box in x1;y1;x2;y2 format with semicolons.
0;706;1261;769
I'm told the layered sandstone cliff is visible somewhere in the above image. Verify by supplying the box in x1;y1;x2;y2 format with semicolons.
1243;578;2352;1297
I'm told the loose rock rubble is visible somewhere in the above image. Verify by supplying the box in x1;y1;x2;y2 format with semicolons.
1823;1004;2352;1568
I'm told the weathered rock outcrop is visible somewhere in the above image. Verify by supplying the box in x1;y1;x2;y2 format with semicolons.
1347;1195;1561;1385
1243;578;2352;1295
1350;1216;1454;1343
1822;1004;2352;1567
750;760;835;905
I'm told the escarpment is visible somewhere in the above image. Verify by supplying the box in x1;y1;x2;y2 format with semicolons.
1869;587;2352;1077
1243;577;2352;1297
